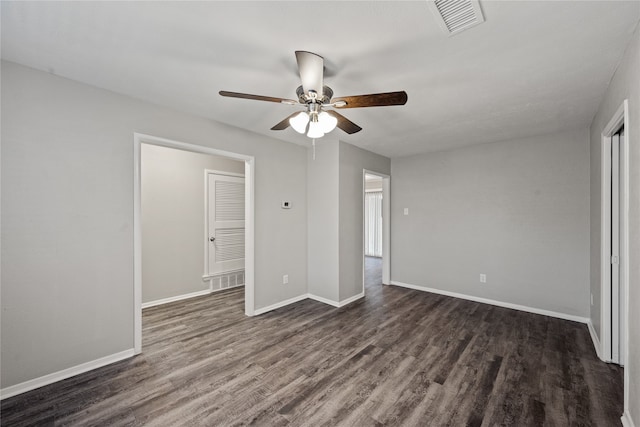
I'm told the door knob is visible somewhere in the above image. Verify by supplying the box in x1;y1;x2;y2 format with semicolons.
210;237;215;242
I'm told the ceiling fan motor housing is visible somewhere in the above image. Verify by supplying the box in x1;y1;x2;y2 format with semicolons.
296;85;333;105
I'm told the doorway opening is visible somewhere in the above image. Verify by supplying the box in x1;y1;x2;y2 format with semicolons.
134;133;255;354
362;170;390;295
600;100;628;368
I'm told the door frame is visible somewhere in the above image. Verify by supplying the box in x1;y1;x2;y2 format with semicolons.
362;170;391;294
134;133;255;354
599;99;628;366
203;169;246;279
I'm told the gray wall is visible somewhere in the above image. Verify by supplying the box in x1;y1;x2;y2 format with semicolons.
339;142;390;300
141;144;244;304
306;140;390;303
589;25;639;424
391;129;590;317
1;61;307;388
307;140;340;301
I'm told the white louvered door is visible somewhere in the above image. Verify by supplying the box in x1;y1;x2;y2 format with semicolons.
208;174;245;274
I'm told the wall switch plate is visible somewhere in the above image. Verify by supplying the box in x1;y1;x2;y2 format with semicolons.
404;208;409;215
281;201;291;209
283;274;289;284
479;274;487;283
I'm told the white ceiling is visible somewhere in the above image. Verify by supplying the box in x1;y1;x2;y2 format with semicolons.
2;1;639;158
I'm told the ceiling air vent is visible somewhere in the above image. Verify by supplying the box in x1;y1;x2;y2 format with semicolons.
427;0;485;36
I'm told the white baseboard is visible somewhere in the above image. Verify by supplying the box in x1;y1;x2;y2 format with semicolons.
622;411;636;427
254;294;309;315
389;281;589;324
212;284;244;292
308;294;340;307
308;292;364;308
142;289;212;309
255;291;366;315
338;292;365;307
0;348;135;400
587;320;606;361
142;285;245;309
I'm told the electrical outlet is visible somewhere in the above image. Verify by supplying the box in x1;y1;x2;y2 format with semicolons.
479;274;487;283
283;274;289;284
404;208;409;215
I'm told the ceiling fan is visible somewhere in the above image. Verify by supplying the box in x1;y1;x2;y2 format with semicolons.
219;51;408;139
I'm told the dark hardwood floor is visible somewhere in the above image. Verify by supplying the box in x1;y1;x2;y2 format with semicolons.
2;257;623;426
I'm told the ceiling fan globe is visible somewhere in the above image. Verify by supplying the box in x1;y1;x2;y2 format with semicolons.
290;111;310;134
307;120;325;139
318;111;338;134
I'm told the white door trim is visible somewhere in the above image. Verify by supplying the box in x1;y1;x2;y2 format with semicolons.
611;132;621;363
134;133;256;354
204;169;246;278
603;100;630;423
362;170;391;295
600;99;629;366
600;134;611;360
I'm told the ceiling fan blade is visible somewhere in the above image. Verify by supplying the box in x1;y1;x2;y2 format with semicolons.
326;110;362;134
295;51;324;96
271;112;300;131
332;91;408;108
219;91;298;105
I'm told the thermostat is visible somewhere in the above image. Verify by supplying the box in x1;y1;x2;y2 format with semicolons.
281;201;292;209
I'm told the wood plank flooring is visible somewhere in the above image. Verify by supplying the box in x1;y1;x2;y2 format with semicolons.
1;257;623;426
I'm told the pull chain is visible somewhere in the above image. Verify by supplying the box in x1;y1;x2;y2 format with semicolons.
312;139;316;160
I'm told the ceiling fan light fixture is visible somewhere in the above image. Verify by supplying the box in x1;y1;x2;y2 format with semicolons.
307;120;325;138
290;111;310;134
318;111;338;133
220;51;407;139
